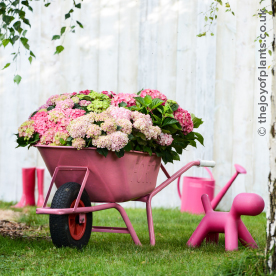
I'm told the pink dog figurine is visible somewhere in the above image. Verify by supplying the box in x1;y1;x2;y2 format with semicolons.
187;193;265;251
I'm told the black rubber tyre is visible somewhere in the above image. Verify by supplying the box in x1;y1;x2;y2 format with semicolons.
49;182;92;249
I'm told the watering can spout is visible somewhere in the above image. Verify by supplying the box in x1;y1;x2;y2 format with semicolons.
234;164;246;174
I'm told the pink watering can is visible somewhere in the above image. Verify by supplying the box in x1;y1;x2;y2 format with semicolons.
177;164;247;214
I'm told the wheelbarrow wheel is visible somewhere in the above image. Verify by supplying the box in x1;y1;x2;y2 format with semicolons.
49;182;92;249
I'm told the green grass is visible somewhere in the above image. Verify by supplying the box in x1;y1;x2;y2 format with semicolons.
0;201;267;275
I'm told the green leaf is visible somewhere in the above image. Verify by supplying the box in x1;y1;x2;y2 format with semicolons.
65;13;70;19
21;1;29;7
170;103;178;112
52;35;60;40
144;95;152;106
96;148;108;157
76;21;83;28
20;37;29;50
11;35;19;44
13;20;21;31
14;74;22;84
143;146;152;156
2;63;10;70
60;26;66;36
128;134;134;140
54;45;64;55
137;138;147;146
12;0;19;6
192;115;203;128
28;56;32;64
3;15;15;25
124;142;132;152
59;138;66;145
30;51;36;58
47;106;55;111
118;102;127;107
171;151;180;161
2;39;10;47
162;118;179;127
189;140;197;148
134;96;145;106
75;3;81;8
23;18;31;27
22;30;27;36
268;50;272;56
115;149;125;158
150;98;164;110
45;3;51;7
193;132;204;145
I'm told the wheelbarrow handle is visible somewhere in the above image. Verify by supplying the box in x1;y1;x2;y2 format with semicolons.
199;160;216;167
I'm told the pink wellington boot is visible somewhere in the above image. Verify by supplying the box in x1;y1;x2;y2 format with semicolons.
36;168;45;207
12;167;36;208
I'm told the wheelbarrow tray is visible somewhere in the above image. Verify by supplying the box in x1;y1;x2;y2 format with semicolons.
37;145;161;203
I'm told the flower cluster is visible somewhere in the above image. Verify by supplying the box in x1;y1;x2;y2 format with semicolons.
140;89;167;103
132;112;162;140
17;88;202;164
157;133;174;146
111;93;137;107
174;107;193;135
18;120;35;140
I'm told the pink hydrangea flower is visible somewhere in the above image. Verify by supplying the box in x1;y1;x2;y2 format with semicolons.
107;106;132;120
40;128;56;145
157;133;173;146
86;124;102;139
79;100;91;106
116;119;132;135
65;108;86;120
72;138;86;150
78;90;91;95
174;107;193;135
48;108;66;123
111;93;137;107
67;115;92;138
56;99;74;109
92;135;112;149
101;91;116;99
140;89;167;103
107;132;129;151
31;111;55;136
101;118;117;134
46;94;59;106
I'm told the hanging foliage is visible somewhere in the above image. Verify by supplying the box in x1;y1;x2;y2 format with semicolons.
0;0;83;84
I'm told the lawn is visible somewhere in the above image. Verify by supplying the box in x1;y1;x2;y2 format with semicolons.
0;201;268;276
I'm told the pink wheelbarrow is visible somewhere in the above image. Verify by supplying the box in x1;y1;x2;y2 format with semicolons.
35;145;215;249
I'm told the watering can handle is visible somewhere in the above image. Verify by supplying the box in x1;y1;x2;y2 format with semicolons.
177;167;214;199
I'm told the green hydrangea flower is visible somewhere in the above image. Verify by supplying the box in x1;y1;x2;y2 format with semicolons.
87;99;111;113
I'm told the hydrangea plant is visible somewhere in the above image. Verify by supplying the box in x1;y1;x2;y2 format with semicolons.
16;89;204;164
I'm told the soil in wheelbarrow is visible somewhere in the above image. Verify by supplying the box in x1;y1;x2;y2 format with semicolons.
0;209;50;240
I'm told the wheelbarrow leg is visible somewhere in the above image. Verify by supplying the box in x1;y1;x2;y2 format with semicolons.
146;197;155;246
114;204;142;246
